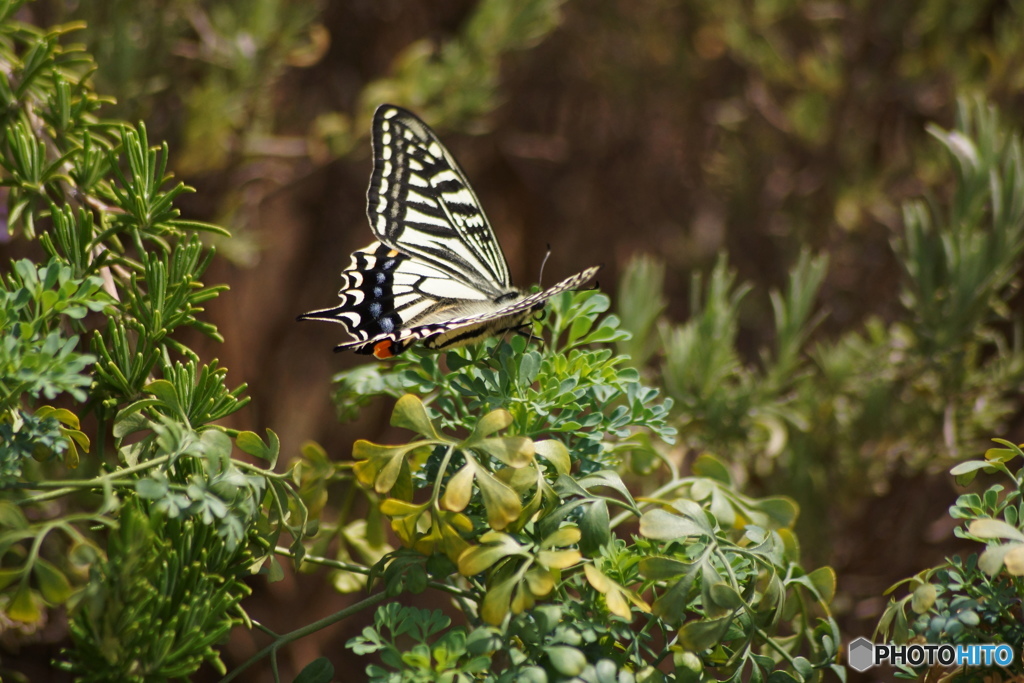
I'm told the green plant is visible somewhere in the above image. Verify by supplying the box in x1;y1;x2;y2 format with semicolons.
874;440;1024;680
317;290;840;682
0;6;310;680
613;99;1024;554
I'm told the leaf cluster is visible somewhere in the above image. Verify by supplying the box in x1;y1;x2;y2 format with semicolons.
875;440;1024;680
0;8;309;680
616;98;1024;536
330;294;838;681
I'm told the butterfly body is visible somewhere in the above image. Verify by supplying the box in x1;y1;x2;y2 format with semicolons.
300;105;600;359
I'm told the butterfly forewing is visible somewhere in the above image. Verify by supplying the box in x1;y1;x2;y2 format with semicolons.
369;106;512;294
301;104;600;359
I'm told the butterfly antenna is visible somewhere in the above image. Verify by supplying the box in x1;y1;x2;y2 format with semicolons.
538;244;552;286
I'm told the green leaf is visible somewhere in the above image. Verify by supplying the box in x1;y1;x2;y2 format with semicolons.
639;509;708;541
577;470;634;505
145;379;181;413
237;429;279;464
32;558;72;604
266;556;285;582
708;582;744;610
751;497;799;529
136;477;168;498
579;500;610;555
0;501;28;530
678;615;732;652
112;400;159;438
545;645;586;676
639;556;698;580
691;453;733;485
293;657;334;683
806;566;837;603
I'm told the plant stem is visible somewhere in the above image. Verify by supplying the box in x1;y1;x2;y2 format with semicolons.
218;590;389;682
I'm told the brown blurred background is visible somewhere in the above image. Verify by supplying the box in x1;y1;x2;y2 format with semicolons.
15;0;1024;679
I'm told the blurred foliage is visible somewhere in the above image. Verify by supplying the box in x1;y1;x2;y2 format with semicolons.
313;293;841;682
680;0;1024;248
617;100;1024;553
874;439;1024;680
0;5;311;680
60;0;324;175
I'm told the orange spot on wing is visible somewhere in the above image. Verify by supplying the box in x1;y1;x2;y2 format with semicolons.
387;249;399;257
373;340;395;359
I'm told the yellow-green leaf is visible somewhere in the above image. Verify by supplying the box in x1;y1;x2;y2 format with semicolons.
8;585;41;623
391;394;439;439
511;582;535;614
541;526;581;549
678;616;732;652
352;440;423;493
475;437;534;467
537;549;581;570
534;439;570;475
441;463;475;512
481;574;517;625
33;558;72;605
605;585;631;619
36;406;80;430
583;564;612;592
1004;544;1024;575
911;583;937;614
436;512;473;563
979;543;1015;575
469;409;513;441
475;470;522;531
458;533;522;576
524;567;555;597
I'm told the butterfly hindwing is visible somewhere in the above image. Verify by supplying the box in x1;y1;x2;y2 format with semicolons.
301;104;600;359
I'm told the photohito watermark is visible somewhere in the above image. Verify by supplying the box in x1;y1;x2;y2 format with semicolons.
847;638;1015;672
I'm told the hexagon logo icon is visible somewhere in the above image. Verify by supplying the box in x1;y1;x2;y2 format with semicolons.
848;637;875;672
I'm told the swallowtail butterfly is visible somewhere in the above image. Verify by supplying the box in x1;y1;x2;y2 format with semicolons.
299;105;600;359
